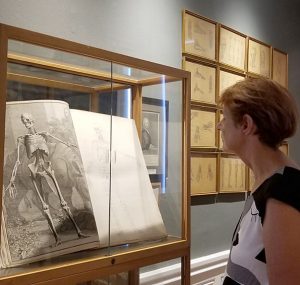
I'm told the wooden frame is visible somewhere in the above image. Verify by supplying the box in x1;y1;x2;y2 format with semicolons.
218;25;247;71
247;37;271;77
217;110;223;150
272;48;288;87
182;10;217;61
218;67;245;100
142;97;169;177
279;142;289;156
219;154;247;193
190;105;217;149
0;23;191;285
151;182;162;204
183;57;217;105
191;152;218;195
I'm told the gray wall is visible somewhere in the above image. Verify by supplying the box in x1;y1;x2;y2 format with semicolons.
1;0;300;259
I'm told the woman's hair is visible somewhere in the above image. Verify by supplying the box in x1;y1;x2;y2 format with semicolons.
219;77;299;148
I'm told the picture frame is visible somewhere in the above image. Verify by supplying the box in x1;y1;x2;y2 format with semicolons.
219;154;247;193
248;168;255;192
151;182;162;203
184;58;217;104
272;48;288;88
183;10;217;61
217;111;223;150
218;68;245;100
142;97;169;177
219;25;247;71
248;38;271;77
191;152;218;195
191;105;217;149
279;142;289;156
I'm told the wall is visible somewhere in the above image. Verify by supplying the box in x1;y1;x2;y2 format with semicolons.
1;0;300;260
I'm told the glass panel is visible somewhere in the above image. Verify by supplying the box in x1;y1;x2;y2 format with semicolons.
107;62;183;256
2;40;112;275
141;81;183;239
1;35;187;283
140;258;182;283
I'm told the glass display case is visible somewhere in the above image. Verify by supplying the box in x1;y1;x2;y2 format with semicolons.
0;24;191;284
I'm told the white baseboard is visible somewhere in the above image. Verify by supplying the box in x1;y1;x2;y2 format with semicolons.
140;250;229;285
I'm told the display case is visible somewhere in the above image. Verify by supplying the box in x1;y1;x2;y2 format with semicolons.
0;24;191;284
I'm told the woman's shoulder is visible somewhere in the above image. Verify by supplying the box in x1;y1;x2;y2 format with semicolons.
269;166;300;211
253;166;300;222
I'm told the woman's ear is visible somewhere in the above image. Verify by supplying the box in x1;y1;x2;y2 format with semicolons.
241;114;256;135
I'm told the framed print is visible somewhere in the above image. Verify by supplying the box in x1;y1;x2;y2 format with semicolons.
191;152;217;195
218;68;245;99
219;154;247;193
248;38;271;77
279;142;289;155
151;182;162;203
142;97;169;176
183;10;217;61
248;168;255;191
272;48;288;87
219;26;247;71
184;59;216;104
191;106;217;148
217;111;223;150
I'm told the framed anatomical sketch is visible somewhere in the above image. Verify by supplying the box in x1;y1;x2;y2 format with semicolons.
218;68;245;99
272;48;288;87
183;10;217;61
184;58;216;104
219;26;247;71
279;142;289;155
219;154;247;193
248;168;255;191
191;106;217;149
191;152;217;195
248;38;271;77
217;111;223;150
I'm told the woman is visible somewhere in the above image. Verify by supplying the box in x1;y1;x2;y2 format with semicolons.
217;78;300;285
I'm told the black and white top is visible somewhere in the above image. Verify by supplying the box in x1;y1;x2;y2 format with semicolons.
223;166;300;285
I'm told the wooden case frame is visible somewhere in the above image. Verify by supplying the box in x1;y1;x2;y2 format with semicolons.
182;10;218;62
0;23;191;285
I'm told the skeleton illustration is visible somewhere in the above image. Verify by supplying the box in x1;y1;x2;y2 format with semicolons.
5;113;87;246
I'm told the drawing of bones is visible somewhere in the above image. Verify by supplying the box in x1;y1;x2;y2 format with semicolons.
5;113;88;246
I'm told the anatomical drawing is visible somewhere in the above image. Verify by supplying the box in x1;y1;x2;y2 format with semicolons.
219;70;244;99
185;61;216;104
6;112;89;245
184;13;216;60
272;50;287;87
248;40;270;77
2;100;98;267
220;157;246;192
191;156;217;194
219;28;245;70
191;109;216;147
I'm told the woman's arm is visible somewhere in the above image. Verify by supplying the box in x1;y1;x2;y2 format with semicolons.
263;198;300;285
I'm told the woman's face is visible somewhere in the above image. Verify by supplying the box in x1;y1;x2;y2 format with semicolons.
217;105;243;153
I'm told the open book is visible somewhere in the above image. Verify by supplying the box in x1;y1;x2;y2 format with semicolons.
1;100;167;268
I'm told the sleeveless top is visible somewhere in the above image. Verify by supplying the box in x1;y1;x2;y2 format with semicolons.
223;166;300;285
